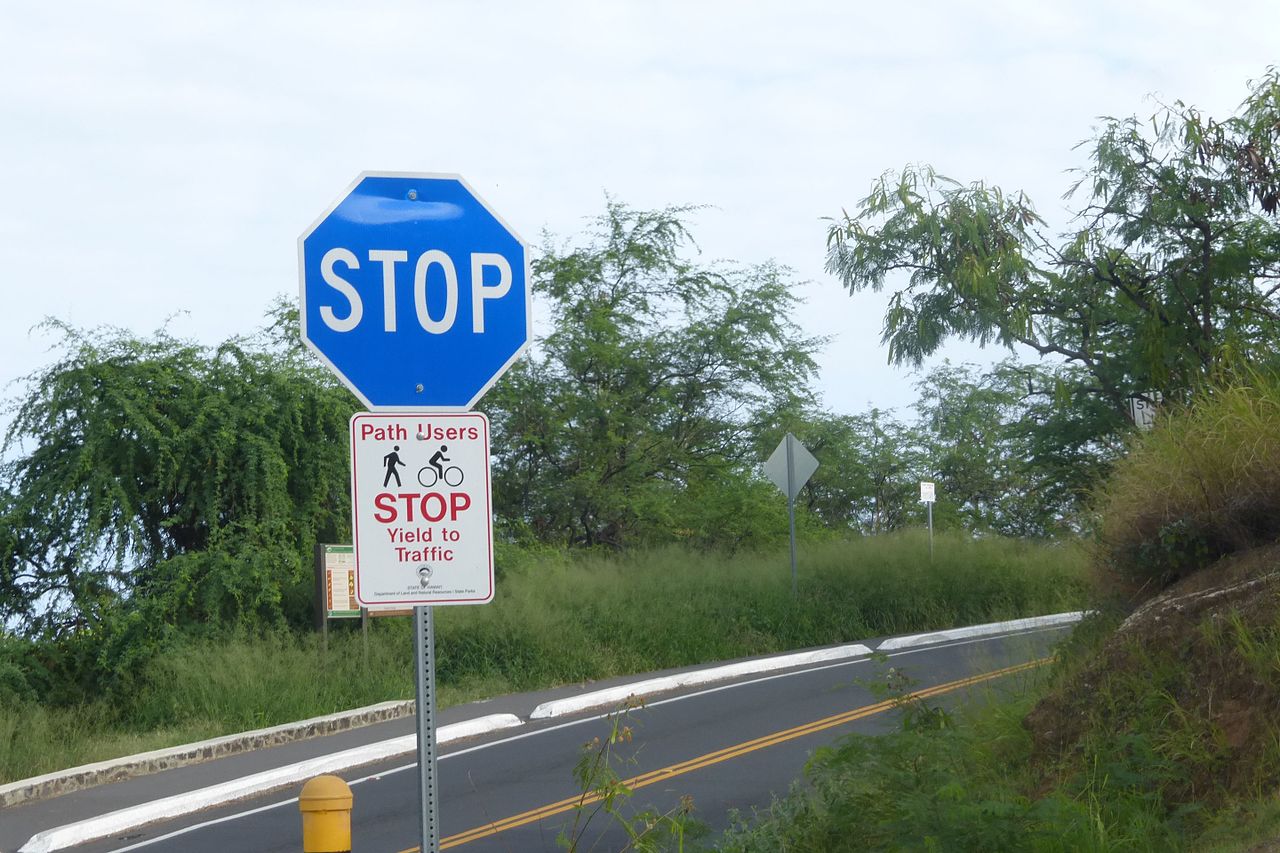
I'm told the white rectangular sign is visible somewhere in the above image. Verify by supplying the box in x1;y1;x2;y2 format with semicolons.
350;412;494;607
1128;392;1161;431
920;481;936;503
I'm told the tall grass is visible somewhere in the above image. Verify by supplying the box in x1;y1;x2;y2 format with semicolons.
715;665;1188;853
1098;371;1280;586
703;374;1280;852
715;608;1280;853
432;531;1086;694
1;532;1087;783
714;594;1280;851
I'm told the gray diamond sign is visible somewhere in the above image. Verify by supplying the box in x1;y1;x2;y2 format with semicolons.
764;433;819;501
764;433;818;596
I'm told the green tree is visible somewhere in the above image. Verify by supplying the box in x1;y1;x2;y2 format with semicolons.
825;70;1280;417
913;363;1017;533
0;313;356;649
768;409;923;534
912;361;1116;537
486;202;822;549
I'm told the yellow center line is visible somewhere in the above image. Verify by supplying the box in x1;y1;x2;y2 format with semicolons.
396;657;1050;851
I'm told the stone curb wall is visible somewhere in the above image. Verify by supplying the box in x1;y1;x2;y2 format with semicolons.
0;700;415;808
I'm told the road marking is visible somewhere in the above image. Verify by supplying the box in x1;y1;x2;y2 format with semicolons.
94;628;1067;853
398;657;1050;851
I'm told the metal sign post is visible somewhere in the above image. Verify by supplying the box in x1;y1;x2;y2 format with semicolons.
928;501;934;561
764;433;819;596
361;607;369;668
786;436;797;596
414;606;440;852
301;173;526;853
347;413;492;853
920;481;936;561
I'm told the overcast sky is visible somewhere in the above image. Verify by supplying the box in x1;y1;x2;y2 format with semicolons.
3;1;1277;421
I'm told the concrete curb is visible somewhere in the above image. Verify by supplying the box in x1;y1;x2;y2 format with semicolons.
0;700;415;809
16;713;523;853
875;611;1089;651
529;642;876;720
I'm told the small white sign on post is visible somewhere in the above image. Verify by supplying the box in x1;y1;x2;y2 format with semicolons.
920;481;936;560
1128;392;1162;431
350;412;494;608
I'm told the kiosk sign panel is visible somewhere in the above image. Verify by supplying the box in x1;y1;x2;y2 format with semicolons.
323;545;360;618
349;412;493;607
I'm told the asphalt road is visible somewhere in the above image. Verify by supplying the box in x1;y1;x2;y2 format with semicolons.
60;625;1067;853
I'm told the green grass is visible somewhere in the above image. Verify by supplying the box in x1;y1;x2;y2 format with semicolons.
680;376;1280;852
433;531;1087;696
1;532;1088;783
712;600;1280;852
1098;369;1280;586
714;669;1188;853
709;623;1178;852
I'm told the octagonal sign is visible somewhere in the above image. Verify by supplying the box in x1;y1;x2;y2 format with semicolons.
299;172;530;410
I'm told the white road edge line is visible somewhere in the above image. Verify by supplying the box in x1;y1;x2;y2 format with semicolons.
528;642;875;720
875;611;1088;651
15;714;522;853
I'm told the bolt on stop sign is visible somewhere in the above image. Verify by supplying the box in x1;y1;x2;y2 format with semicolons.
350;412;493;606
299;172;531;411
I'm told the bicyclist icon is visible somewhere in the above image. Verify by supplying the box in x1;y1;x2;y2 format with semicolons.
418;445;464;488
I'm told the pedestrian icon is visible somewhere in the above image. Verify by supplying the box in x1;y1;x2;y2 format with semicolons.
383;445;405;487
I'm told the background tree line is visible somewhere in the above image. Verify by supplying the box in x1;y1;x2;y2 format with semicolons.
0;204;1086;699
3;69;1277;702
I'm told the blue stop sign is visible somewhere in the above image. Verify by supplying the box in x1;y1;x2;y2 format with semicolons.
299;172;530;410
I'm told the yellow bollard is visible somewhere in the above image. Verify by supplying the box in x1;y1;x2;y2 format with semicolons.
299;774;353;853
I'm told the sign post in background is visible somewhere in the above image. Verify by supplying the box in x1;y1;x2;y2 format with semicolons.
764;433;819;596
920;481;936;560
322;544;360;618
314;543;359;654
300;172;528;853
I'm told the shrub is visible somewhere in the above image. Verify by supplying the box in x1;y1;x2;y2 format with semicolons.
0;634;40;705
